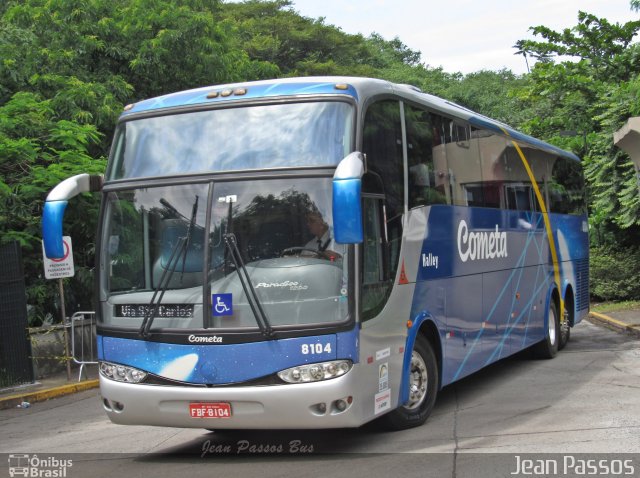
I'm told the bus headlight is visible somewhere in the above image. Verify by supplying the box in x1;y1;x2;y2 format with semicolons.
277;360;352;383
99;361;148;383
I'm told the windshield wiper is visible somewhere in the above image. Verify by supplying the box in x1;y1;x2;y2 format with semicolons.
139;196;199;337
223;233;274;338
179;195;199;282
139;236;186;337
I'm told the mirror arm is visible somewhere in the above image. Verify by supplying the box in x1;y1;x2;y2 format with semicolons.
42;174;103;258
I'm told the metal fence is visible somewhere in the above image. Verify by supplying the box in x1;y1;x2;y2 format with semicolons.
70;311;98;381
0;241;34;388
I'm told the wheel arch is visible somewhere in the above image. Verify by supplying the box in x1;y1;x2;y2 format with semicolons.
562;283;576;326
399;312;443;406
545;285;561;327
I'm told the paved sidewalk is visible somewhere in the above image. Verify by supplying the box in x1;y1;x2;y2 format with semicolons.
1;308;637;411
588;308;640;338
0;365;99;410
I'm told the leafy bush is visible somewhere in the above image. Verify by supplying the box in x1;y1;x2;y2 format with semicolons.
590;247;640;301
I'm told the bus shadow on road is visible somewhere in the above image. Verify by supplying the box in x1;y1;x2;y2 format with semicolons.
139;321;634;458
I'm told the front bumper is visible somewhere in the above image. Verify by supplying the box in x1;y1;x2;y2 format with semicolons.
99;370;367;429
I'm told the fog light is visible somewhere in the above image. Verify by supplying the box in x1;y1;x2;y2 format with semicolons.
310;402;327;415
331;396;353;414
335;400;347;412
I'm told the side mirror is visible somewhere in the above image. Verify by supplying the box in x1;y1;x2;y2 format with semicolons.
332;152;364;244
42;174;103;258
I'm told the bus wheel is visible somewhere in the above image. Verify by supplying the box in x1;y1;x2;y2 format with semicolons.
558;304;571;351
381;334;438;430
535;300;559;359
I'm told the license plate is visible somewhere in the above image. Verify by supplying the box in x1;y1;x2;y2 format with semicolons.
189;402;232;418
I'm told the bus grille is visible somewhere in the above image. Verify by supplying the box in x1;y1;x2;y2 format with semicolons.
575;258;589;312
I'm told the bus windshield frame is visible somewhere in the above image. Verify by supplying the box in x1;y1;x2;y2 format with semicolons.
107;99;355;180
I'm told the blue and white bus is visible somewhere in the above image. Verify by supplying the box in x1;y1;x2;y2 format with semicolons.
42;77;588;430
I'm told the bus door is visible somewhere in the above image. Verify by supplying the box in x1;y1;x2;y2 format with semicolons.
360;193;408;415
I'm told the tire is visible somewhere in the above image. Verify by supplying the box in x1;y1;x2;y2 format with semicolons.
380;334;439;430
535;300;559;359
558;301;571;351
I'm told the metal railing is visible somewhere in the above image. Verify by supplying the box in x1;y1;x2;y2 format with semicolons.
70;311;97;381
0;241;34;388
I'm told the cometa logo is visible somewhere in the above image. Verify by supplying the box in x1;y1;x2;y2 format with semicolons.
457;220;508;263
188;335;223;343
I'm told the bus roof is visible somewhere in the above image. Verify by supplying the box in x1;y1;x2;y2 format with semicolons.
121;76;580;163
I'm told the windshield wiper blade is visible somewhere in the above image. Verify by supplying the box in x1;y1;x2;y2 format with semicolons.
223;233;274;338
140;196;200;337
180;195;199;282
139;236;186;337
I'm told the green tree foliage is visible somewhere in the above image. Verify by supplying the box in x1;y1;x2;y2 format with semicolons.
584;77;640;232
590;246;640;301
513;7;640;300
2;0;640;319
0;91;106;322
514;11;640;234
519;12;640;82
440;70;528;126
0;0;274;323
220;0;390;77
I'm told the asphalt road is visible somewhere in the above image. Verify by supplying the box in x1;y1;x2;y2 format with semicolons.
1;320;638;478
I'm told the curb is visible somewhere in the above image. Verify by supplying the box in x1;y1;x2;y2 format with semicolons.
0;379;99;410
588;311;640;338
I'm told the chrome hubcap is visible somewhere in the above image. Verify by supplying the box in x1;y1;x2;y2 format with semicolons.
405;350;428;410
549;306;557;346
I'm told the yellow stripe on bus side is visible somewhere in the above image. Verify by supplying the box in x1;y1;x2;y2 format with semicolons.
501;129;565;320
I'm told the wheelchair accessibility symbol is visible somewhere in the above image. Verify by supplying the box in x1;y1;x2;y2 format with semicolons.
212;294;233;316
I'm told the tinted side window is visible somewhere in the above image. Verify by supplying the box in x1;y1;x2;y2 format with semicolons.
405;105;449;208
362;101;404;281
361;197;389;321
474;128;505;209
548;156;586;215
362;101;404;220
443;120;483;207
477;131;549;212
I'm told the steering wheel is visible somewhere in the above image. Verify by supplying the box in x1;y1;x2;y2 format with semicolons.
280;247;327;259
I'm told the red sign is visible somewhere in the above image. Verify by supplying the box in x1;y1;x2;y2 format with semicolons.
42;236;75;279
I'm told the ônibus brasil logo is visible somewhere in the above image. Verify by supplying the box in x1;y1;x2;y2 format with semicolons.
8;454;72;477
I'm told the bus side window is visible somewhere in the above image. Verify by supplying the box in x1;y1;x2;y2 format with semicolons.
361;196;390;321
548;156;586;215
502;140;545;212
362;100;404;285
362;100;404;214
475;128;505;209
441;119;483;207
405;104;449;208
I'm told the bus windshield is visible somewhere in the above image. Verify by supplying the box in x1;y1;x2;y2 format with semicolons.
108;101;354;180
100;178;350;331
